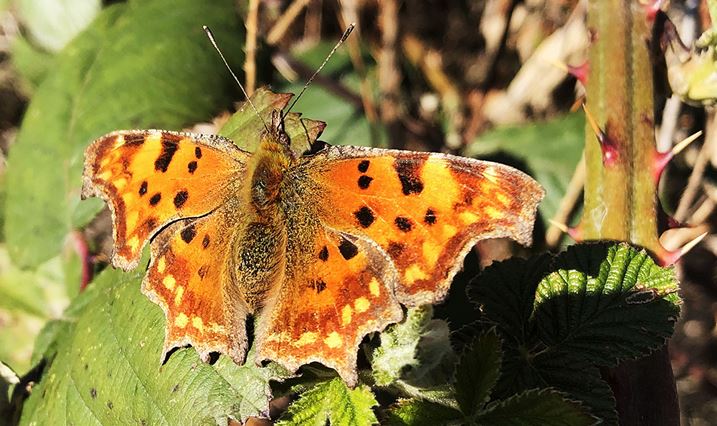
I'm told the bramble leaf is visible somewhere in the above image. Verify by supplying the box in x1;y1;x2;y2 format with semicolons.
454;329;501;415
385;399;462;426
5;0;244;268
19;268;289;424
277;377;378;426
477;389;596;426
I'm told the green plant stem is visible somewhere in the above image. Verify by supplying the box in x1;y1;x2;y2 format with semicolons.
584;1;678;424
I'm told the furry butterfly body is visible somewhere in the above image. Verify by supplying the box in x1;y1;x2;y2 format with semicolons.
82;101;543;385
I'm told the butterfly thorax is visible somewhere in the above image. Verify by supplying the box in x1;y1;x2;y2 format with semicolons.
246;112;296;214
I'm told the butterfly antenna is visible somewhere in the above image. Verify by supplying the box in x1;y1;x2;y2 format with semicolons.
283;23;355;118
203;25;270;132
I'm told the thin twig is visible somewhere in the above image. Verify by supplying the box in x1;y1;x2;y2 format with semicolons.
546;154;586;247
244;0;260;96
379;0;402;148
267;0;313;46
675;111;716;222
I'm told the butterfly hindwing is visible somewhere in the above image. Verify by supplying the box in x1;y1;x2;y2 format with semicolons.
306;145;544;305
82;130;249;269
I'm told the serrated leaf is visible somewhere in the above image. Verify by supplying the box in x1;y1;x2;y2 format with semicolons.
5;0;244;268
463;113;583;222
218;87;326;157
277;377;378;426
534;243;681;366
384;399;463;426
16;0;101;52
477;389;597;426
454;329;501;415
371;306;455;388
19;268;290;424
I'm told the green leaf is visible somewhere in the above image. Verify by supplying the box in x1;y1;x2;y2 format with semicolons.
218;87;326;157
454;329;501;416
10;35;56;91
277;377;378;426
534;243;681;366
19;268;289;424
5;0;244;268
371;306;455;388
278;41;386;148
463;113;584;222
468;243;680;423
384;399;463;426
477;389;596;426
16;0;101;52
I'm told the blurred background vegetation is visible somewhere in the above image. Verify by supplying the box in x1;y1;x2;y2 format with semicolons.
0;0;715;424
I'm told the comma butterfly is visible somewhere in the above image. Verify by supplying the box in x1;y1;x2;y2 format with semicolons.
82;89;544;386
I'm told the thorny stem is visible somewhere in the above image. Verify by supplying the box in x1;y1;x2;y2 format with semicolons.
584;1;679;424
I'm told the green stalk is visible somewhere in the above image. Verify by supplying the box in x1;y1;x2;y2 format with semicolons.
584;1;678;424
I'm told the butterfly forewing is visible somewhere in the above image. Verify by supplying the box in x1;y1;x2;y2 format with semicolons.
306;145;544;305
82;130;249;269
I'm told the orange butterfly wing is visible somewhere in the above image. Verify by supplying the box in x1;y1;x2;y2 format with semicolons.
253;145;543;384
82;130;249;269
308;146;544;305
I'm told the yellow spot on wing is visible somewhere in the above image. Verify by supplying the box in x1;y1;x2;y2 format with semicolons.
354;297;370;313
163;275;176;291
98;170;112;180
342;305;353;326
126;211;139;231
174;286;184;305
484;206;503;219
127;235;140;252
174;313;188;328
295;332;318;347
442;225;457;239
157;257;166;273
459;211;479;224
209;322;225;334
404;264;428;284
114;178;128;190
422;241;440;267
192;316;204;333
324;332;343;349
496;192;511;207
369;278;380;297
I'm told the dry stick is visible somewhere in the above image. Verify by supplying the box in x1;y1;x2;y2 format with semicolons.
266;0;313;46
546;154;586;247
674;111;717;222
378;0;402;149
244;0;260;96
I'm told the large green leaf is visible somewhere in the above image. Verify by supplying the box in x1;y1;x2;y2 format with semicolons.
277;377;378;426
5;0;244;268
19;267;289;424
463;113;584;222
454;330;501;416
477;389;596;426
468;243;680;423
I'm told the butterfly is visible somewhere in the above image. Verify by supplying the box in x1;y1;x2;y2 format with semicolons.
81;89;544;386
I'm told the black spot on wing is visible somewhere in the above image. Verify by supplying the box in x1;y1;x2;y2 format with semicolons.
180;224;196;243
149;193;161;206
318;246;329;261
338;237;358;260
173;190;188;208
308;279;327;294
395;216;413;232
198;264;209;279
353;206;375;228
202;234;210;249
424;208;437;225
358;175;373;189
195;147;203;159
188;161;197;174
394;157;425;195
123;133;146;146
154;135;180;172
139;181;148;196
357;160;370;173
